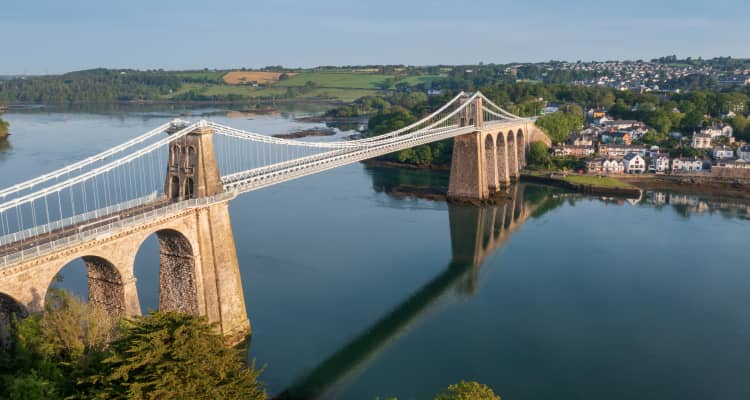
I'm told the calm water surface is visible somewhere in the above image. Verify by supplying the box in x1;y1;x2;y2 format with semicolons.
2;105;750;399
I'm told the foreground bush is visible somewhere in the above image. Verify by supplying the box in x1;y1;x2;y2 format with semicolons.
0;292;264;400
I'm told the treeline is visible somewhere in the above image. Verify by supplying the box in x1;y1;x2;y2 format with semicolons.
0;69;183;103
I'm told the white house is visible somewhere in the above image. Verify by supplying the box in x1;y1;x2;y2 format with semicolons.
712;145;735;160
622;153;646;174
737;145;750;162
672;157;704;172
714;159;750;170
649;153;670;173
701;124;733;139
691;133;712;149
602;158;625;174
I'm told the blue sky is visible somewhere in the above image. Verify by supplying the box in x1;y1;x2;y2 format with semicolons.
2;0;747;74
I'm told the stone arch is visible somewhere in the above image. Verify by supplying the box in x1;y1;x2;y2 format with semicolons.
496;132;509;187
46;255;127;317
84;256;127;316
136;228;198;315
484;134;498;192
516;129;526;169
0;292;27;349
507;130;518;180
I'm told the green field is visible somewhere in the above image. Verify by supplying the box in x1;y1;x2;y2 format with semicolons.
165;70;443;102
274;71;441;90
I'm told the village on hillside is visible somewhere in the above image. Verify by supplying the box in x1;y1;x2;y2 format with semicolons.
550;107;750;177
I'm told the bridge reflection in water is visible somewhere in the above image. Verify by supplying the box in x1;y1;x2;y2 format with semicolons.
277;183;552;400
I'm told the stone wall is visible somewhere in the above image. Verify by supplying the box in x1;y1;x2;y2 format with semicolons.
711;166;750;179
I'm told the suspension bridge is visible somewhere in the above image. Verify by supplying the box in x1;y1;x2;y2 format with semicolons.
0;92;549;343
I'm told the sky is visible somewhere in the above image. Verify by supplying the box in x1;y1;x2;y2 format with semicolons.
1;0;748;74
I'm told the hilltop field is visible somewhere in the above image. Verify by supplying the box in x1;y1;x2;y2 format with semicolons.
170;70;443;102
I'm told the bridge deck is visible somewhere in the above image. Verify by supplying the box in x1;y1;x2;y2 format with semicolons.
0;198;171;260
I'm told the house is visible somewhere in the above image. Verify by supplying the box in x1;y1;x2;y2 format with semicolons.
737;145;750;162
587;109;607;119
701;123;733;139
649;153;670;173
571;134;594;147
646;145;661;158
600;131;632;145
553;145;595;158
712;145;735;160
622;153;646;174
691;133;712;149
585;157;624;174
602;158;625;174
602;120;643;130
585;158;604;174
598;144;647;158
672;157;705;172
714;159;750;169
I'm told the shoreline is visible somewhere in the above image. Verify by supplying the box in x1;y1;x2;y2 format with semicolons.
3;98;349;108
521;173;642;198
619;174;750;200
365;161;749;201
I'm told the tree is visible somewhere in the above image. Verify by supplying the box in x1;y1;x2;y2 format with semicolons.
1;290;116;399
527;141;550;169
0;115;8;139
535;111;581;144
367;106;416;137
434;381;501;400
89;312;265;400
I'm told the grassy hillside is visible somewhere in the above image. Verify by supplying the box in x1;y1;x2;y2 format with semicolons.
0;68;444;104
167;70;443;102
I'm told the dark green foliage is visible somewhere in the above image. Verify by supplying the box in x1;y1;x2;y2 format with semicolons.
535;111;582;144
434;380;501;400
0;69;183;103
0;292;264;400
527;141;551;169
89;312;264;400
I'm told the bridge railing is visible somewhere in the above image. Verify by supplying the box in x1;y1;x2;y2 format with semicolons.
0;192;235;271
0;192;159;247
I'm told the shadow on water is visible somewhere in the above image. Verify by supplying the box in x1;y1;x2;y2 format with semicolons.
276;182;560;400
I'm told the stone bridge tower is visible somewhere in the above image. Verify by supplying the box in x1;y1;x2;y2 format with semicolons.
447;95;544;202
160;122;250;342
